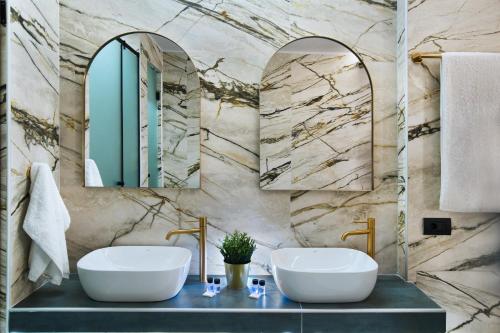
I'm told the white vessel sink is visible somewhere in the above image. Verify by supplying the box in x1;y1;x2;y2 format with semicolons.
271;248;378;303
77;246;191;302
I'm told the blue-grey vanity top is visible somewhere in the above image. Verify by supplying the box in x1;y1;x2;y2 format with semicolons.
11;275;445;333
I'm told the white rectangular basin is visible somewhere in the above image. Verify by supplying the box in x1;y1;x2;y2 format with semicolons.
271;248;378;303
77;246;191;302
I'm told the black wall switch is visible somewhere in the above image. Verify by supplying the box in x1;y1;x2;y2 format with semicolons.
423;218;452;235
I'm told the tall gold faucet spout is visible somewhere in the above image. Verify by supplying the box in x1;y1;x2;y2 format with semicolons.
340;218;376;258
341;229;369;241
165;217;207;282
165;228;200;240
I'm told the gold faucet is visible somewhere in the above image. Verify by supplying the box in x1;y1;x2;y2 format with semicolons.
166;216;207;282
341;217;375;258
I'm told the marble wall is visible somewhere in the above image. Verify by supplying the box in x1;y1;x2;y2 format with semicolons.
8;0;60;307
184;54;201;188
396;0;408;278
162;51;201;188
58;0;398;280
406;0;500;331
259;50;373;191
3;3;498;333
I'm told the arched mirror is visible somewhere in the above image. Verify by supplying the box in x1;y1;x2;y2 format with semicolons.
259;37;373;191
84;33;200;188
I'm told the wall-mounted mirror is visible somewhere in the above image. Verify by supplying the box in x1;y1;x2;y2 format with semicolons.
84;33;200;188
259;37;373;191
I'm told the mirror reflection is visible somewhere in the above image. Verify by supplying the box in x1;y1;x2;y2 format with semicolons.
85;33;200;188
259;37;373;191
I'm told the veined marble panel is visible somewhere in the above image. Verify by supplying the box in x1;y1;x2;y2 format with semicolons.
260;51;373;191
287;0;398;271
417;270;500;333
407;0;500;331
259;53;292;190
58;0;397;283
184;58;201;188
396;0;408;279
9;0;60;306
162;52;201;188
290;52;372;190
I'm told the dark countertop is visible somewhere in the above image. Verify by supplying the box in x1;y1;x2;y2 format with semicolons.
14;274;441;311
11;275;446;333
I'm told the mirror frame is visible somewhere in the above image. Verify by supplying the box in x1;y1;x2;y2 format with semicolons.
82;31;202;189
259;36;375;191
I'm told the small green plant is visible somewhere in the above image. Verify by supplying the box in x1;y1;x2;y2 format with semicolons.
218;231;256;264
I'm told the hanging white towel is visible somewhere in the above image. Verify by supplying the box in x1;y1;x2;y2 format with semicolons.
23;163;71;285
440;52;500;212
85;159;103;187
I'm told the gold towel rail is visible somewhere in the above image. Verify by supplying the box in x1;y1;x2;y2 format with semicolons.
410;52;442;63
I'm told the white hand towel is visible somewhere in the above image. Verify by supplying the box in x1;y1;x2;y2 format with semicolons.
23;162;71;285
85;158;103;187
440;52;500;212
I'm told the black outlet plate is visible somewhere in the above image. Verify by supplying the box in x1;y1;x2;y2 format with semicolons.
423;218;452;235
1;1;5;26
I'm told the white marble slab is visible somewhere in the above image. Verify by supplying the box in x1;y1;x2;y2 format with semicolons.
406;0;500;331
260;50;373;191
162;51;201;188
9;0;60;306
57;0;397;284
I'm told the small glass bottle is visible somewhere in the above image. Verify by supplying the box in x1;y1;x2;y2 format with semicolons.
251;279;259;294
214;278;221;294
258;279;266;296
206;276;214;293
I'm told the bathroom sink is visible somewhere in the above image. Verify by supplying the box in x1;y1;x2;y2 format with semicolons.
77;246;191;302
271;248;378;303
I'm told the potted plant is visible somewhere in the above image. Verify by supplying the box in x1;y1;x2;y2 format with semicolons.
218;231;256;289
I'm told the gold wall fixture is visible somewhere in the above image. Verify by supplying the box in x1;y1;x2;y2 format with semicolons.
341;218;376;258
410;52;442;63
166;216;207;282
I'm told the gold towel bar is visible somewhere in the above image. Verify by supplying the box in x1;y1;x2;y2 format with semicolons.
410;52;442;63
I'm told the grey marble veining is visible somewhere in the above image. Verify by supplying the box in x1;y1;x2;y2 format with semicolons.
162;51;201;188
3;2;497;333
57;0;398;283
396;0;408;279
260;50;373;191
406;0;500;332
8;0;60;307
1;0;398;317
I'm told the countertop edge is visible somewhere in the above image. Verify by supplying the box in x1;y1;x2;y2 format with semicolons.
10;307;446;313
